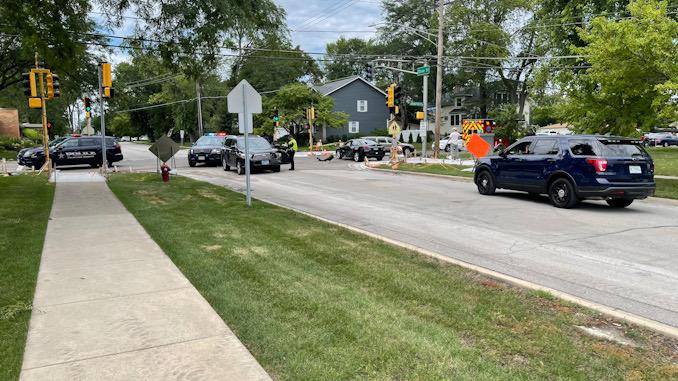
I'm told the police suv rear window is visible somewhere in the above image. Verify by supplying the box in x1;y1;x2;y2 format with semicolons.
600;141;649;157
569;139;601;156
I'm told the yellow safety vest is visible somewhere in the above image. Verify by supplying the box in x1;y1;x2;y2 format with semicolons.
289;138;298;151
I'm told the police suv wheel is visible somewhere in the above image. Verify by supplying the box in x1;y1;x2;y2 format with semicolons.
222;157;230;171
549;178;579;208
236;160;245;175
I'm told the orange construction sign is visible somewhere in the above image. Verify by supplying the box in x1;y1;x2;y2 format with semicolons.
466;133;491;158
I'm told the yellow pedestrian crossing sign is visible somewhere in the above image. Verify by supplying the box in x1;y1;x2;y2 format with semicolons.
388;120;401;135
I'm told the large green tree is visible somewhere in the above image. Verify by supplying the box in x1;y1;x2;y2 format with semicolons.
101;0;286;79
254;84;348;137
560;0;678;134
323;37;376;81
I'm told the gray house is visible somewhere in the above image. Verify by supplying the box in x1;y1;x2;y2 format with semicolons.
313;76;389;140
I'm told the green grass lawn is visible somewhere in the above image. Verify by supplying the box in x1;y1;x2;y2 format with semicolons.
108;174;678;380
655;178;678;200
0;174;54;380
646;147;678;176
377;162;475;178
0;150;18;161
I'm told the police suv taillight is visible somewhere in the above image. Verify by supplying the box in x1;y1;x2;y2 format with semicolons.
586;158;608;172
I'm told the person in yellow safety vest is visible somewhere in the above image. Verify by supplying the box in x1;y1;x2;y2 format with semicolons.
288;135;297;170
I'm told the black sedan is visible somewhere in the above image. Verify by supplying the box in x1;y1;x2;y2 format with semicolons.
643;133;678;147
335;139;385;161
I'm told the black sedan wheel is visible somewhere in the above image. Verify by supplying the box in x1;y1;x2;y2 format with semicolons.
664;141;670;147
353;151;361;162
222;157;230;171
336;149;343;159
189;161;196;167
607;198;634;208
476;170;495;195
236;160;245;175
549;178;579;208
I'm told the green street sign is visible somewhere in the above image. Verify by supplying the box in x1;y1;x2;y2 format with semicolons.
410;101;423;107
417;66;430;76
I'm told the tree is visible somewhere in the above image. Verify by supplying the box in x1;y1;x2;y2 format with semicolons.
237;34;320;91
0;0;102;93
560;0;678;134
254;85;348;137
101;0;286;79
323;37;375;81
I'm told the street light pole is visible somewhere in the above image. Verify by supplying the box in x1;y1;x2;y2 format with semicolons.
434;0;445;158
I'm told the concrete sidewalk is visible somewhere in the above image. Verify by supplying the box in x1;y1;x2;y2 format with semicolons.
20;173;271;380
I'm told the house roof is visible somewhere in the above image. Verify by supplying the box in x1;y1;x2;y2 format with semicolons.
313;76;387;96
541;123;572;129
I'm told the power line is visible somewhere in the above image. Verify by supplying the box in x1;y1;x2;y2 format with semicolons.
293;1;361;33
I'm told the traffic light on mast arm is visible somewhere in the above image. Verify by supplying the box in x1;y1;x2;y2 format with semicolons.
84;97;91;112
273;107;279;126
46;73;60;99
22;72;37;97
393;85;401;107
365;62;374;81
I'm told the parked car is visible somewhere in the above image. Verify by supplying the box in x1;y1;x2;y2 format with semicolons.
642;132;678;147
363;136;415;156
335;139;385;161
221;135;283;174
188;134;231;167
473;135;655;208
432;134;464;152
21;136;123;169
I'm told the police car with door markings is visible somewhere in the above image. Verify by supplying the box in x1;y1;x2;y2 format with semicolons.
188;133;232;167
21;136;123;169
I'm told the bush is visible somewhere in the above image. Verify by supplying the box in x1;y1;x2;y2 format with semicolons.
370;128;389;136
408;133;414;144
0;135;38;151
22;129;43;143
416;134;422;143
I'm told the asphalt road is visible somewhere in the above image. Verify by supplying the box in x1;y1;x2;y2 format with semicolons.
70;142;678;329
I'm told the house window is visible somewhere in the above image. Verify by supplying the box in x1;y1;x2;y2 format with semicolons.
443;116;449;121
456;98;462;107
357;100;368;112
349;121;359;133
496;93;509;103
451;115;461;126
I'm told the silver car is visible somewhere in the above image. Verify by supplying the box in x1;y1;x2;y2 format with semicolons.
363;136;416;156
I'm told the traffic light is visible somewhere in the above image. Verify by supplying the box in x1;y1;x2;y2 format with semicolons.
309;107;316;120
101;62;114;98
84;98;91;112
416;111;424;120
22;72;37;97
302;107;308;120
273;107;279;127
393;85;402;107
387;85;394;107
46;73;60;99
102;63;112;87
47;122;52;129
366;62;373;81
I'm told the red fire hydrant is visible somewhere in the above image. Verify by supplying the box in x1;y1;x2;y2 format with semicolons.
161;162;170;182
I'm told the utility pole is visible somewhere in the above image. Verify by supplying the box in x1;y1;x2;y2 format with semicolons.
97;64;107;178
196;80;204;136
422;63;429;158
434;0;445;158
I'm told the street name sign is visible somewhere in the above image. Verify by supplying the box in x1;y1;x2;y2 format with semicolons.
417;66;430;76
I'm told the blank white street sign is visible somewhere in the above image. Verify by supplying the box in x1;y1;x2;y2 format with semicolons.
227;80;262;114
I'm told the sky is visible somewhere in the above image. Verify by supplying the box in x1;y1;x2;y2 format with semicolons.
95;0;385;69
275;0;383;53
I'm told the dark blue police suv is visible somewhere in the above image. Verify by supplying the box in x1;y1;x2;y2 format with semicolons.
20;136;123;169
474;135;655;208
188;134;230;167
